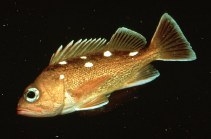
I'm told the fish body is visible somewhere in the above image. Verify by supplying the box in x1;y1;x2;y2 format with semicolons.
17;13;196;117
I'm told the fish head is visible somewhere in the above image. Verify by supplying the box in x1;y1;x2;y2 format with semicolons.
17;72;65;117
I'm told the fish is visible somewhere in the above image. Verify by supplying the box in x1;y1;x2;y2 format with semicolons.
17;13;196;117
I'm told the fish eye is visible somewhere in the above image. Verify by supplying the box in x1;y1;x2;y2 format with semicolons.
24;88;40;103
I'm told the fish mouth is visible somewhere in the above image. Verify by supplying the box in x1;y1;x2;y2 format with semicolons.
17;108;32;115
17;108;40;117
17;107;52;117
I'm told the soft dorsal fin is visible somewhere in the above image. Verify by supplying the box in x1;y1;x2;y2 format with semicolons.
121;64;160;89
107;27;147;51
49;38;107;65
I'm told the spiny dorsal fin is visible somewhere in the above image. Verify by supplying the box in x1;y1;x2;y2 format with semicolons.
121;64;160;89
49;38;107;65
107;27;147;51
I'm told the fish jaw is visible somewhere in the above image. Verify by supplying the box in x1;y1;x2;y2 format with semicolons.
17;108;40;117
17;97;64;117
17;106;45;117
17;106;60;117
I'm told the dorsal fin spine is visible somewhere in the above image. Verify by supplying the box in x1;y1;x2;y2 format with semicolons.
73;39;88;57
93;38;106;51
61;40;74;58
77;38;93;55
59;43;73;62
55;45;63;57
70;39;83;57
52;45;63;64
49;38;107;65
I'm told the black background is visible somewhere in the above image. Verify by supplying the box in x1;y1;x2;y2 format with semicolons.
0;0;210;139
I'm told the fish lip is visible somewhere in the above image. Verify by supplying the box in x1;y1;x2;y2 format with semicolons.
17;108;37;117
17;107;48;117
17;108;30;114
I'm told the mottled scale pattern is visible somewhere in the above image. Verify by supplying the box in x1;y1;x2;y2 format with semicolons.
45;50;151;96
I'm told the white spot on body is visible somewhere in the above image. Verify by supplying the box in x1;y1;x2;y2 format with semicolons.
84;62;93;68
129;51;139;56
59;74;65;80
80;56;87;59
59;61;67;65
104;51;112;57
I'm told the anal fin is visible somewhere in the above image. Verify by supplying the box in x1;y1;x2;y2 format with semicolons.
76;95;109;111
121;64;160;89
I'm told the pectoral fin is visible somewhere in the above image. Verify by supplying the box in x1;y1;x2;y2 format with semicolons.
76;95;109;111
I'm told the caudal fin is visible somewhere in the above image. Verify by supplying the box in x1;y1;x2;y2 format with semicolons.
150;13;196;61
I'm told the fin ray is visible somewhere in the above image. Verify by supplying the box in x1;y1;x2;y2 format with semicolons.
49;38;107;65
150;13;196;61
107;27;147;51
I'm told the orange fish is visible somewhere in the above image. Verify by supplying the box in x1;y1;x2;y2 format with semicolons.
17;13;196;117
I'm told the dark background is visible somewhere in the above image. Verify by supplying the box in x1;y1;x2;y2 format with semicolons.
0;0;210;139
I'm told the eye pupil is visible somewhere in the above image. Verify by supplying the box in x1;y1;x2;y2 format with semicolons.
27;91;35;98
